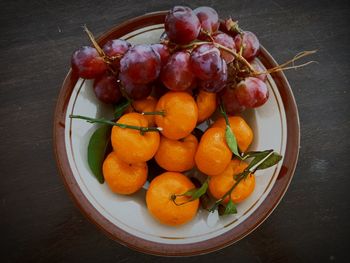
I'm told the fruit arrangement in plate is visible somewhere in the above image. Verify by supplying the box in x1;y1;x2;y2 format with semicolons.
69;6;313;226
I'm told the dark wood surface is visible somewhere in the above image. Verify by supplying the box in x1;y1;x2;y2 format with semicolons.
1;0;349;262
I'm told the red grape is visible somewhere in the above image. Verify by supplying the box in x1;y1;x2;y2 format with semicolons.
102;39;131;70
213;32;235;63
93;73;122;104
151;44;170;66
235;77;269;108
165;6;201;44
102;39;131;58
161;51;195;91
250;59;267;82
198;59;227;93
71;46;107;79
119;73;152;100
190;44;222;80
220;86;246;114
234;31;260;61
194;6;219;34
120;44;161;84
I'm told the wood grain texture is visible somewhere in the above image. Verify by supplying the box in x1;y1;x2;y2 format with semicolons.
0;0;349;262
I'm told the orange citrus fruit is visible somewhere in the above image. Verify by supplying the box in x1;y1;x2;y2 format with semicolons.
212;116;253;152
103;152;147;195
196;90;217;123
155;91;198;140
132;96;158;126
111;112;160;163
146;172;199;226
155;134;198;172
194;127;232;176
209;159;255;203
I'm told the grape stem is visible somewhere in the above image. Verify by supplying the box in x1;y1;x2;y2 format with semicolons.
252;50;318;75
69;114;162;133
83;25;106;59
83;25;119;76
200;29;215;42
174;39;317;77
176;40;256;73
213;42;256;72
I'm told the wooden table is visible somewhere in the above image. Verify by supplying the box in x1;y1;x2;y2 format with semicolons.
1;0;349;262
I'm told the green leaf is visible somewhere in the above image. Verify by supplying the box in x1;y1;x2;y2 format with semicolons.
256;152;283;170
225;125;240;157
87;125;111;183
182;180;209;200
219;101;241;158
223;199;237;215
114;100;130;119
192;181;209;200
245;150;273;170
243;150;271;158
181;188;198;197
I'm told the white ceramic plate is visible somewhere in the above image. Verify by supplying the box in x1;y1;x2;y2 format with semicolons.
54;12;299;256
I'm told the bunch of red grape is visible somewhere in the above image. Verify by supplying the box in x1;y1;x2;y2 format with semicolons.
71;6;269;114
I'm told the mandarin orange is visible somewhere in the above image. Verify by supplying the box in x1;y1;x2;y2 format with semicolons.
146;172;199;226
111;112;160;163
212;116;253;152
209;159;255;203
194;127;232;176
196;90;217;123
103;152;147;195
132;96;158;126
155;134;198;172
155;91;198;140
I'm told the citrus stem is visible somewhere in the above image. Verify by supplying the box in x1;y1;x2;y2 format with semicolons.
142;111;165;116
219;101;230;126
119;87;136;111
171;196;193;206
69;115;161;133
210;172;247;210
171;179;209;206
209;151;275;212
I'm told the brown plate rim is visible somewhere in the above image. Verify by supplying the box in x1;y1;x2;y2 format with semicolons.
53;11;300;257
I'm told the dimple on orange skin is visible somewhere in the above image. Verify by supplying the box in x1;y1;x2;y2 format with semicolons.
194;127;232;176
111;112;160;164
212;116;253;152
155;91;198;140
103;152;147;195
209;159;255;203
132;96;158;126
146;172;199;226
196;90;217;123
155;134;198;172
